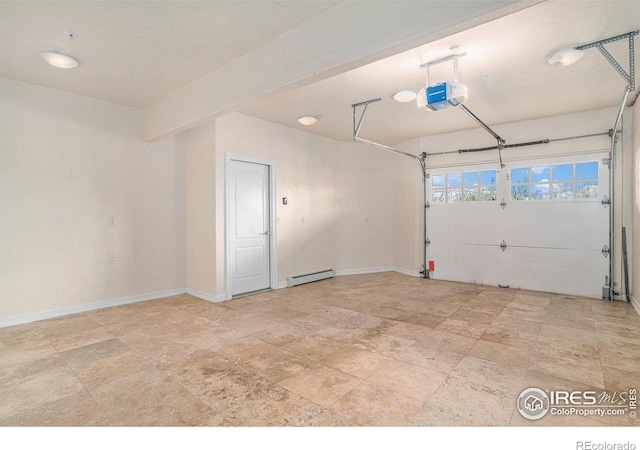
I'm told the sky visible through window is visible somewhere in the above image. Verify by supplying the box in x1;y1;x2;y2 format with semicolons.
432;170;496;203
432;162;599;203
510;161;598;200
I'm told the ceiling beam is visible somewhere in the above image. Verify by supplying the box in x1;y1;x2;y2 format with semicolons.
142;0;541;142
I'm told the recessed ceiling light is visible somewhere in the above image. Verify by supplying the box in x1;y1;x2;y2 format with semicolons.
392;90;417;103
298;115;319;126
546;48;584;66
39;50;79;69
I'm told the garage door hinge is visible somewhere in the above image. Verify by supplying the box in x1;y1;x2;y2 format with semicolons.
425;237;431;246
425;201;430;209
500;198;507;209
500;240;507;252
602;158;611;168
602;245;610;257
601;195;610;208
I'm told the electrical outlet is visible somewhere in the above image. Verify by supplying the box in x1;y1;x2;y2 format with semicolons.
108;254;117;264
108;216;116;226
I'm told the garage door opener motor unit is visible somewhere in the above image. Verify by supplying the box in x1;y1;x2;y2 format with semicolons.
417;81;468;111
418;49;468;111
418;49;506;168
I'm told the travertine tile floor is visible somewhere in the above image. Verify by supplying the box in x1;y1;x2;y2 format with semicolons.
1;272;639;426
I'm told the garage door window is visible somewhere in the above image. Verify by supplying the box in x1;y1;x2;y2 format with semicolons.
511;161;598;201
432;170;496;203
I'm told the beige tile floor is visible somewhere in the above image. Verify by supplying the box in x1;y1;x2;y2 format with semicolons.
1;272;639;427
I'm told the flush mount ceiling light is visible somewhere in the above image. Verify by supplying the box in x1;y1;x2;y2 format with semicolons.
392;90;417;103
39;50;79;69
546;48;584;66
297;115;319;126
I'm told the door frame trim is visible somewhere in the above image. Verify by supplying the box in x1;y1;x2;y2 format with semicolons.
225;152;278;300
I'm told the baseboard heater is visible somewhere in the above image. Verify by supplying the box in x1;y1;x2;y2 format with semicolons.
286;269;335;287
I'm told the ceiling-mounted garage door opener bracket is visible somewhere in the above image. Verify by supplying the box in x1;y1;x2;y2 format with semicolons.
351;98;426;163
576;30;638;91
351;98;430;279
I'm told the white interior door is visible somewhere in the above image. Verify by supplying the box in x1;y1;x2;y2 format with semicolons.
229;159;271;296
426;153;609;298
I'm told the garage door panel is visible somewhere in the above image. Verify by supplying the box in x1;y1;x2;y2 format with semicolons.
428;204;505;246
500;203;608;250
426;153;609;299
428;243;503;287
502;247;607;298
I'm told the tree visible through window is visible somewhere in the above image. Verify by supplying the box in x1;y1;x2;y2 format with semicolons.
432;170;496;203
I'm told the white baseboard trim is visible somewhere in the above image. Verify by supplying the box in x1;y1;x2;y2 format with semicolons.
1;268;433;329
265;272;424;292
392;267;424;278
334;267;396;277
335;266;424;278
631;296;640;317
185;288;226;303
275;267;424;288
0;288;187;329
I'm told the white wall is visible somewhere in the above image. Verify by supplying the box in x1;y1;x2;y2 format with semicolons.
335;141;396;273
0;78;186;322
0;94;402;321
184;121;217;297
215;114;340;296
4;75;633;323
213;113;397;297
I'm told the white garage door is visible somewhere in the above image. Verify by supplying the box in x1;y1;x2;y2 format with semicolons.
425;152;609;298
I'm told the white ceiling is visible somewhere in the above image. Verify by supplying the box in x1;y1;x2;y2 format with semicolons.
241;1;640;145
1;1;638;146
0;1;340;108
